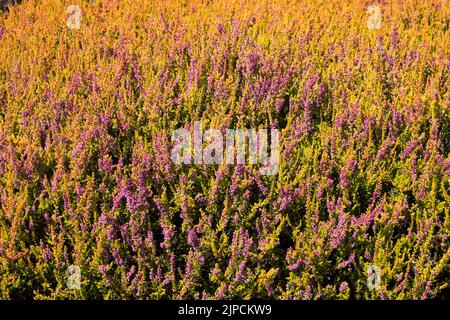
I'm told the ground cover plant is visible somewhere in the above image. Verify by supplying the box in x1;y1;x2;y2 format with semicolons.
0;0;449;299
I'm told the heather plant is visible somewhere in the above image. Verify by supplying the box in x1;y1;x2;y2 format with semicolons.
0;0;448;300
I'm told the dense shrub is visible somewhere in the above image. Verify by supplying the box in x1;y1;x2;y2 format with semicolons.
0;0;448;299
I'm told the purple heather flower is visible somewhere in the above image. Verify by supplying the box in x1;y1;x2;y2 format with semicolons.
187;228;199;248
339;282;349;294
